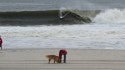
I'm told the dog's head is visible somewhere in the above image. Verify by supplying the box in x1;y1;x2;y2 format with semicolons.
57;57;61;63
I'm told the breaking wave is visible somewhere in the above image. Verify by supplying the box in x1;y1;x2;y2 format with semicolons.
0;10;92;26
93;9;125;24
1;9;125;26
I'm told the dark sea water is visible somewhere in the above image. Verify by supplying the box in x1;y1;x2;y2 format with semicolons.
0;10;90;26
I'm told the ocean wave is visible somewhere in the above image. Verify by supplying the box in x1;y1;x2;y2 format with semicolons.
0;10;99;26
0;10;83;26
93;9;125;24
2;9;125;26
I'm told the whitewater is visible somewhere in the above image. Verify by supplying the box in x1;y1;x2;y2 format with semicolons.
0;9;125;49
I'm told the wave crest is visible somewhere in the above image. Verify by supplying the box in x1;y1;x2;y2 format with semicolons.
93;9;125;24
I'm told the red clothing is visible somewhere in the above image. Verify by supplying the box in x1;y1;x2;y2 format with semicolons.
0;38;3;45
60;49;67;54
59;49;67;59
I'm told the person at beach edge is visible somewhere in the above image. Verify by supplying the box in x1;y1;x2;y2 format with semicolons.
0;35;3;50
59;49;67;63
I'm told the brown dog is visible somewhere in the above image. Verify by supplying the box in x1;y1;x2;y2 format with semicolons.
46;55;61;63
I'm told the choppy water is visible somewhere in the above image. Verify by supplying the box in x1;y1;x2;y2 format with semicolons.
0;23;125;49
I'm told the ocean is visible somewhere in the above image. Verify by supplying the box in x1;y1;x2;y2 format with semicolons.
0;0;125;49
0;0;125;11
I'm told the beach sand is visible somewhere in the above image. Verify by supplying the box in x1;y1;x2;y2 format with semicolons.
0;48;125;70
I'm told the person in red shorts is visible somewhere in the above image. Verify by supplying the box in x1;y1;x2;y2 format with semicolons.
59;49;67;63
0;35;3;50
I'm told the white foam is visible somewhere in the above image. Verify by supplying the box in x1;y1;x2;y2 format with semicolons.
93;9;125;24
0;24;125;49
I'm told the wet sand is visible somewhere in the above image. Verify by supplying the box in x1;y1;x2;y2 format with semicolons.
0;48;125;70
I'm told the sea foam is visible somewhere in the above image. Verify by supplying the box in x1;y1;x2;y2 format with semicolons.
93;9;125;24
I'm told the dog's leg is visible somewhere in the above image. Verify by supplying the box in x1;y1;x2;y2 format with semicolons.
48;59;51;63
54;60;55;63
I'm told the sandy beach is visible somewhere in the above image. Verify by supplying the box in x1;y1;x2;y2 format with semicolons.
0;48;125;70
